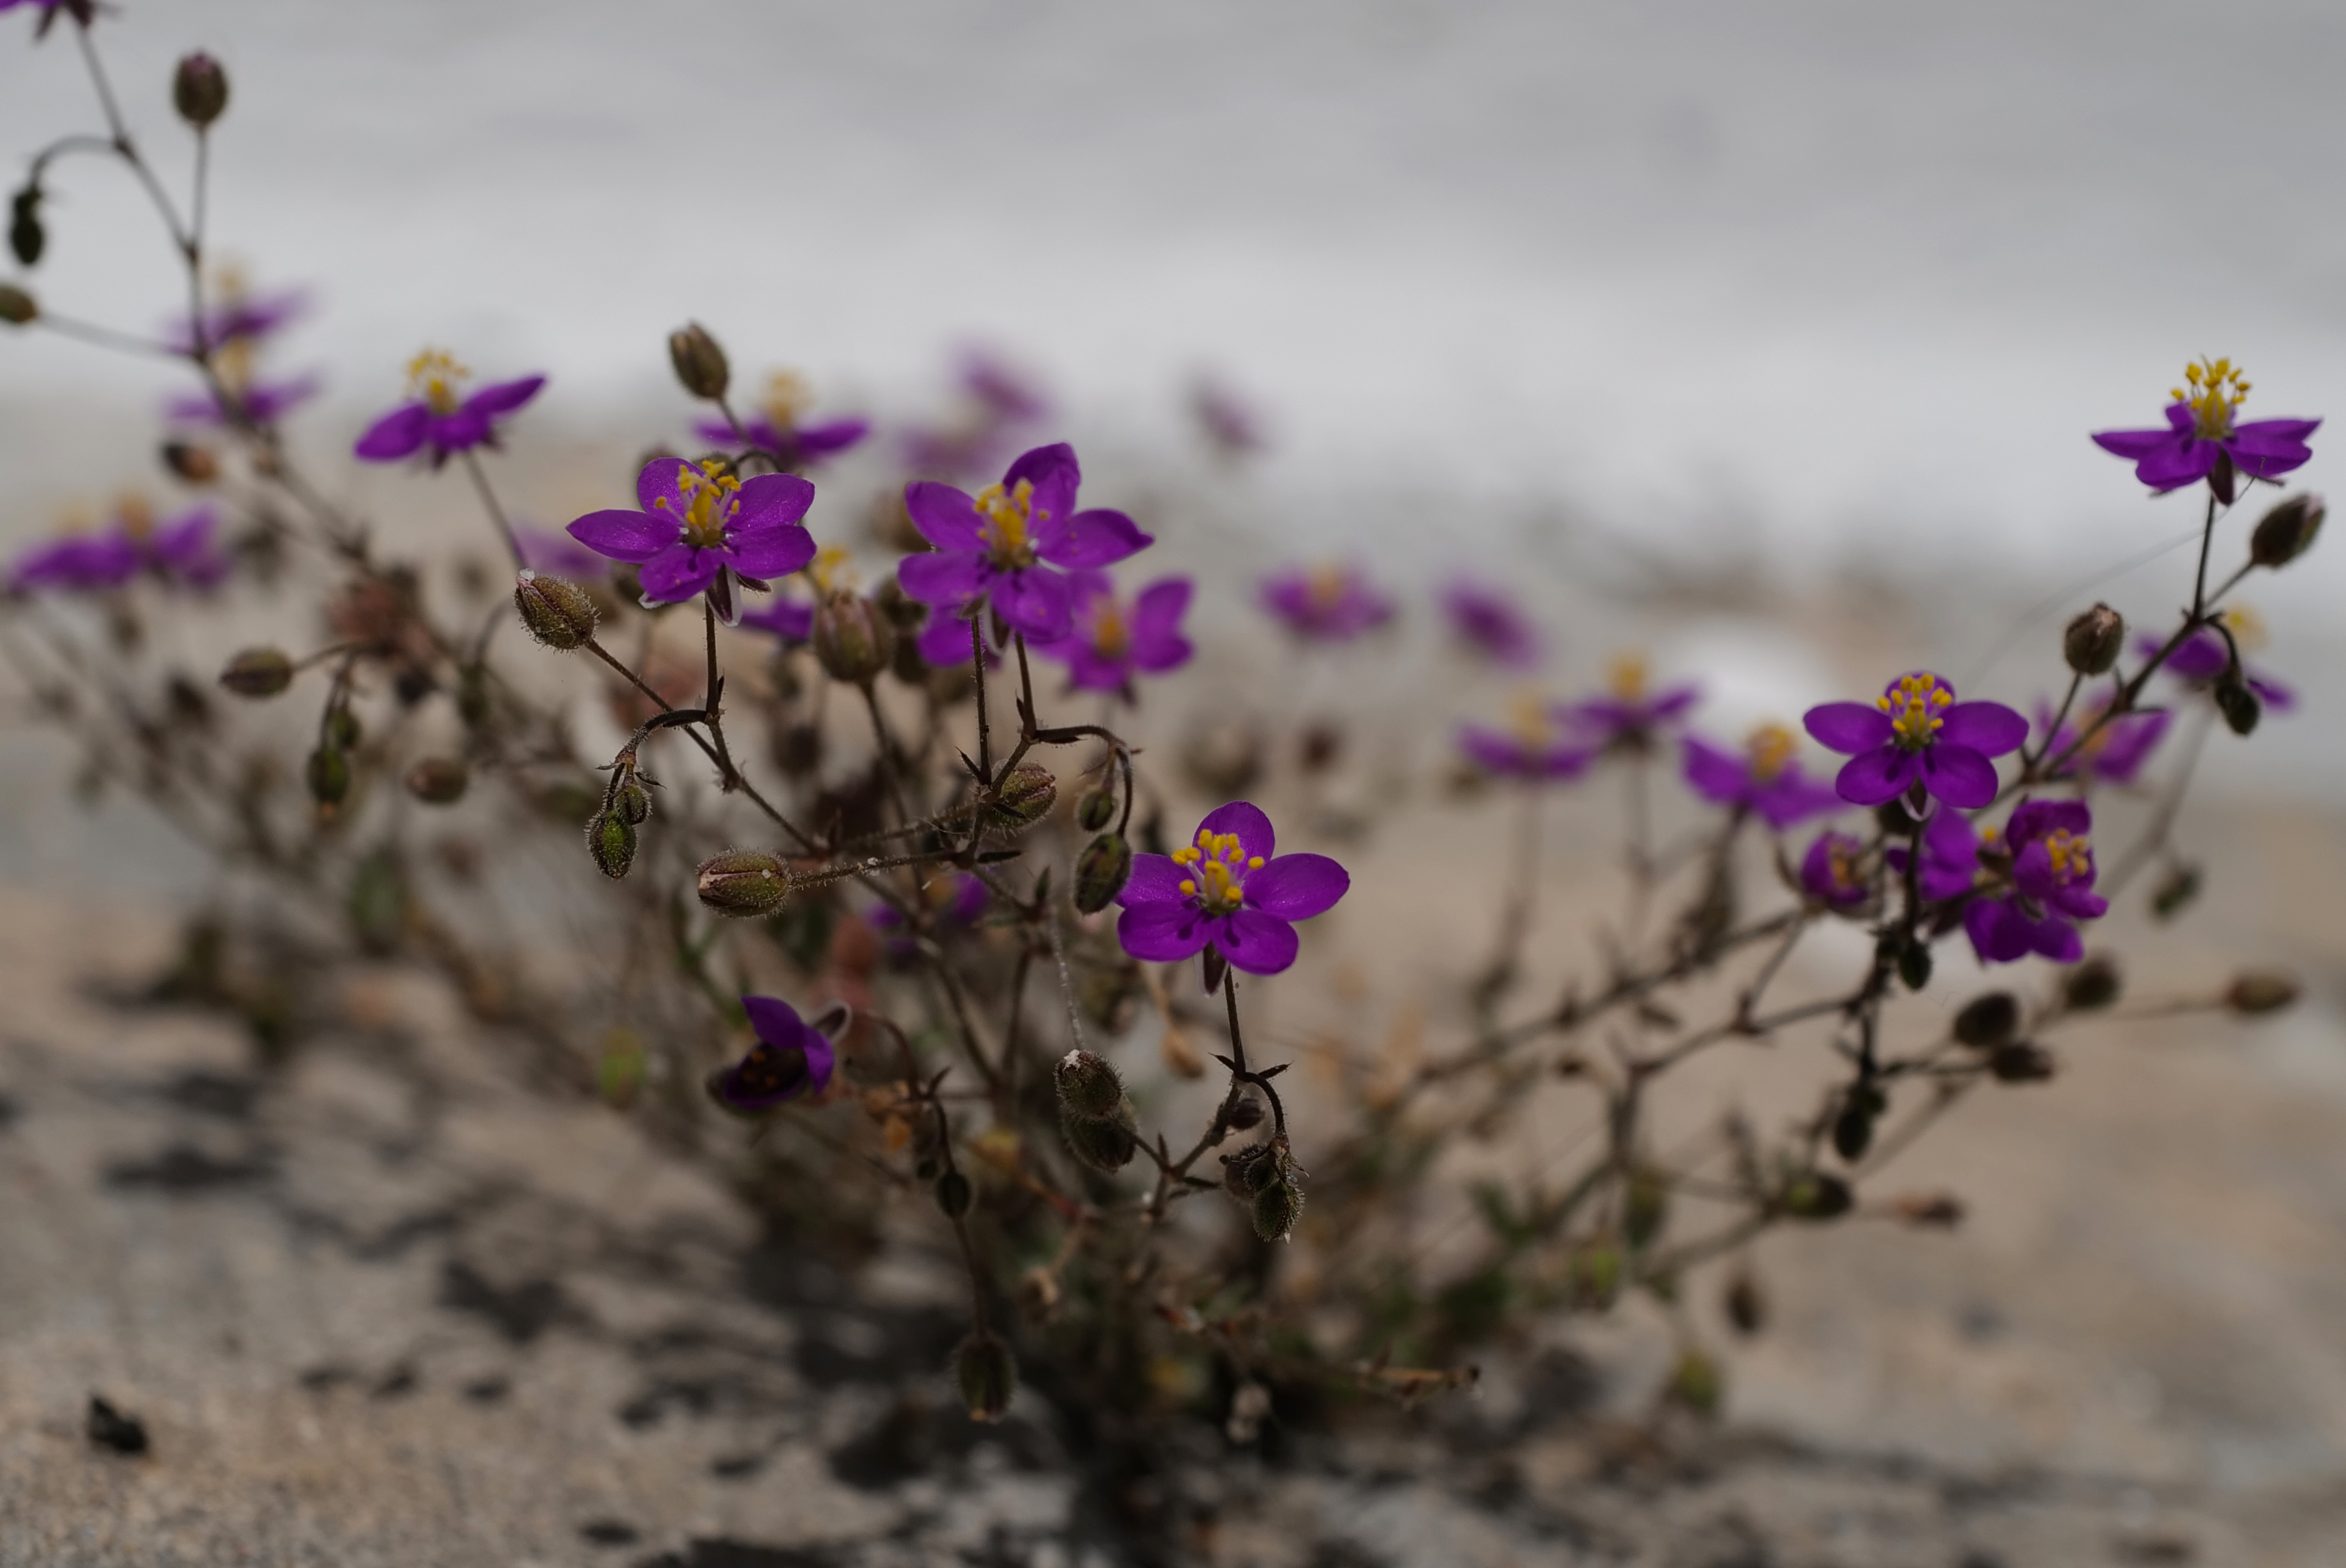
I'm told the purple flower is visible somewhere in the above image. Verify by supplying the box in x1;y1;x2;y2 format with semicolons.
1191;377;1266;459
568;457;817;620
896;444;1151;643
1799;831;1871;910
168;281;305;355
2092;358;2318;505
1893;804;1985;903
707;996;839;1112
1564;655;1698;753
1964;800;2107;965
693;371;869;469
1682;723;1844;829
5;0;89;38
902;349;1050;478
1115;802;1348;977
167;373;321;428
355;350;545;468
1440;578;1543;670
7;530;137;593
2149;622;2295;713
2034;696;2169;785
512;525;608;581
141;505;232;589
1459;696;1590;781
1033;571;1193;694
869;874;990;961
7;502;228;594
1259;563;1395;643
741;595;815;644
1804;671;2026;810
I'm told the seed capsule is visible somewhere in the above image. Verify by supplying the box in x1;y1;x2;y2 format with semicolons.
587;810;636;879
1053;1049;1126;1121
2249;492;2324;568
173;52;230;128
306;745;350;806
218;646;293;698
2062;953;2122;1011
1059;1105;1139;1173
667;321;729;401
1953;991;2020;1047
1251;1177;1304;1242
1073;832;1133;914
934;1169;973;1220
2226;970;2301;1015
953;1333;1016;1422
2215;674;2261;736
2062;602;2125;676
615;780;652;825
812;591;895;686
514;570;599;650
403;756;468;804
696;850;791;916
1076;788;1117;832
1781;1171;1852;1221
987;764;1058;832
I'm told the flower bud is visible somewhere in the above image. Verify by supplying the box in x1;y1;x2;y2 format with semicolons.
404;756;468;804
1225;1093;1265;1133
587;809;636;879
1724;1270;1766;1336
667;321;729;402
1988;1041;2056;1082
2226;970;2300;1016
218;646;293;698
1059;1104;1139;1173
1053;1049;1125;1120
161;439;217;483
1953;991;2019;1047
696;849;791;917
1896;938;1932;992
953;1333;1016;1423
1780;1171;1852;1221
0;283;33;325
1076;788;1116;832
2151;863;2202;922
934;1169;973;1221
986;764;1057;833
327;708;362;750
2063;602;2125;676
514;570;598;650
10;186;43;269
2062;953;2122;1011
1252;1177;1305;1242
1221;1140;1279;1198
2214;674;2260;736
172;52;230;129
811;591;895;685
1831;1085;1885;1162
2249;492;2324;568
615;780;652;825
1666;1349;1723;1418
306;744;349;807
1073;832;1133;915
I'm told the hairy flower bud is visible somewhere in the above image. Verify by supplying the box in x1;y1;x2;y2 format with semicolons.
1988;1041;2056;1082
986;764;1057;833
933;1169;973;1221
514;569;598;650
1252;1177;1305;1242
0;283;33;325
953;1333;1016;1423
1053;1049;1126;1121
811;591;895;686
1225;1092;1265;1132
667;321;729;402
404;756;468;804
1221;1139;1279;1198
161;439;217;483
587;809;636;879
696;849;791;917
172;52;230;129
1073;832;1133;915
2214;673;2261;736
1059;1104;1139;1173
2063;953;2122;1011
2226;970;2301;1016
218;646;293;698
1076;788;1117;832
615;780;652;825
2249;492;2324;569
2062;602;2125;676
1780;1171;1852;1221
306;744;349;807
1953;991;2020;1047
9;186;43;269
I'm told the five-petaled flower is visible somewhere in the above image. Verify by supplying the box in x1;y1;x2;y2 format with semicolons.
7;500;229;595
354;349;546;468
1912;802;2107;965
693;370;869;471
706;996;840;1113
1440;577;1543;670
1682;723;1844;829
896;444;1151;643
1564;654;1698;755
1458;695;1590;781
568;457;818;621
2092;358;2319;506
2034;696;2169;785
1115;802;1347;977
1799;830;1872;910
1259;563;1394;643
1034;570;1193;695
1805;672;2026;810
2149;617;2295;714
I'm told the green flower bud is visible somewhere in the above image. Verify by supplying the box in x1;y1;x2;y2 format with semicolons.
0;283;33;326
1666;1349;1723;1418
2062;602;2125;676
1623;1165;1670;1251
1221;1139;1281;1198
10;186;43;269
2249;492;2324;569
696;849;791;917
667;321;729;402
985;764;1057;833
1059;1104;1139;1173
812;590;895;685
1988;1041;2056;1082
2151;863;2202;922
2215;673;2261;736
403;756;468;804
934;1169;973;1220
587;810;637;879
306;744;350;807
2226;970;2301;1016
1075;788;1116;832
615;780;652;825
1252;1177;1305;1242
1897;938;1932;991
1072;832;1133;915
2062;953;2122;1011
1780;1171;1852;1221
1053;1049;1126;1121
514;569;599;650
218;646;293;698
326;708;362;750
953;1333;1016;1423
1953;991;2019;1047
1831;1085;1885;1163
172;52;230;129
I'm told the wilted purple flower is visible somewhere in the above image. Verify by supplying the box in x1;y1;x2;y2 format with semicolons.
1893;805;1985;903
7;502;227;594
1033;571;1193;694
1804;671;2026;810
896;444;1151;643
1440;578;1543;670
355;350;545;468
1798;830;1870;910
167;373;321;428
1682;723;1843;829
1259;563;1394;643
569;458;816;621
1458;696;1590;781
707;996;839;1112
1564;655;1698;753
2149;621;2295;712
2034;696;2169;785
512;525;608;581
2092;358;2319;505
1966;801;2106;964
1115;801;1347;977
693;371;869;470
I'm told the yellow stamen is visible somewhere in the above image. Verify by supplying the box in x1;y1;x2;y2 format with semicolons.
2044;828;2092;881
652;459;744;549
973;479;1042;567
1874;673;1952;747
2223;604;2267;652
1180;826;1258;913
1607;652;1648;702
1746;722;1796;782
809;545;857;594
2172;355;2249;441
1090;597;1130;659
761;370;815;433
405;348;470;415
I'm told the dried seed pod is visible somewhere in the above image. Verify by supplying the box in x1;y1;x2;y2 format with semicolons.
1073;832;1133;914
1780;1171;1852;1221
1953;991;2020;1047
986;764;1057;832
305;744;349;806
696;850;791;917
933;1169;973;1221
1059;1104;1139;1173
218;646;293;698
1251;1177;1304;1242
514;569;598;650
667;321;729;401
2214;673;2261;736
952;1333;1015;1423
2062;602;2125;676
1831;1085;1885;1163
1225;1093;1265;1132
1897;938;1932;991
403;756;468;804
1221;1139;1280;1198
10;186;43;269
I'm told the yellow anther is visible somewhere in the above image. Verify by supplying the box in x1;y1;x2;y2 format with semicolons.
761;370;814;432
1606;652;1648;702
1248;856;1264;869
809;545;857;594
2175;355;2249;441
405;348;470;414
1746;722;1796;782
662;459;743;548
1882;673;1949;747
1088;598;1130;658
2223;604;2267;651
1178;879;1197;895
2043;829;2092;879
973;479;1041;566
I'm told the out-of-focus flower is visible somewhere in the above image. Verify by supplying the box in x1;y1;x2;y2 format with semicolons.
2149;614;2295;712
7;499;228;593
1458;695;1590;781
1564;654;1698;754
1033;570;1192;694
1440;577;1543;670
2092;358;2318;505
869;872;990;961
1191;376;1265;459
512;525;607;581
568;457;816;620
168;269;304;355
1682;723;1843;829
1798;830;1870;909
1804;671;2025;810
1966;800;2107;964
706;996;838;1112
902;349;1050;478
354;349;545;468
1115;801;1347;977
896;443;1150;643
5;0;92;39
693;370;869;469
167;373;320;428
2034;696;2169;785
1259;563;1394;643
1893;803;1983;902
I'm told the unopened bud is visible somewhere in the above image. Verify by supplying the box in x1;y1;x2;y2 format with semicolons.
306;744;349;806
696;849;791;916
1073;832;1133;914
1724;1270;1766;1336
953;1333;1016;1422
161;439;218;483
615;780;652;825
218;646;293;698
1897;938;1932;992
2062;602;2125;676
2215;673;2260;736
403;756;468;804
1665;1349;1722;1418
2250;493;2324;568
587;809;636;879
986;764;1057;833
1076;788;1116;832
173;52;230;129
1059;1105;1138;1173
1225;1093;1265;1133
2063;952;2122;1011
1953;990;2020;1047
1252;1177;1305;1242
1780;1171;1852;1221
1053;1049;1126;1120
327;708;362;750
2226;970;2301;1016
1988;1041;2056;1082
1831;1085;1884;1163
10;186;43;269
514;570;598;650
934;1169;973;1220
2151;863;2202;922
811;591;895;685
1221;1140;1280;1198
0;283;33;326
667;321;729;402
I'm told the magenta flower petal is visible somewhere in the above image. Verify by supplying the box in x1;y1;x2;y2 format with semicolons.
741;598;814;642
636;457;694;515
1246;854;1348;921
1836;747;1917;806
1117;854;1189;906
898;551;993;606
1681;736;1747;803
1118;901;1213;963
990;566;1074;640
1196;800;1275;863
904;481;986;550
1041;508;1152;569
464;374;545;419
1218;910;1301;976
1804;702;1894;753
916;608;983;667
568;508;674;563
1936;702;2027;756
726;522;817;580
2091;426;2176;459
2137;440;2217;490
638;544;723;603
1132;578;1192;643
354;403;429;461
1920;744;1998;808
732;473;818;530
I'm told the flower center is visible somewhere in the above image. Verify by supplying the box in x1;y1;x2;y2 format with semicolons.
2173;356;2249;442
762;370;814;433
973;479;1042;567
809;544;857;594
2043;827;2092;883
1826;837;1861;893
2223;604;2267;652
1746;722;1796;781
730;1041;810;1101
1877;673;1953;749
1305;564;1352;613
1172;827;1265;914
1607;653;1648;702
658;459;741;549
1088;597;1130;659
1508;691;1554;751
405;348;469;416
114;493;155;542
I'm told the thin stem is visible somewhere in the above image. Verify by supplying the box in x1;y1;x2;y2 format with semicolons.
458;448;525;566
31;314;182;360
970;616;993;782
2104;703;2217;898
